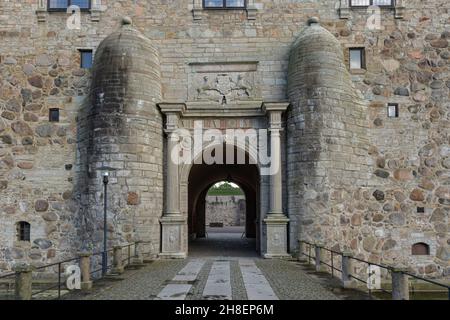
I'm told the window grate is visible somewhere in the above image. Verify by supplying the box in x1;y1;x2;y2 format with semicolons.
350;0;393;7
48;0;91;11
203;0;247;9
17;222;31;242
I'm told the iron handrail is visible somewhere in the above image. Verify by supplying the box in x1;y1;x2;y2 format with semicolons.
0;272;15;280
26;241;151;299
298;240;450;297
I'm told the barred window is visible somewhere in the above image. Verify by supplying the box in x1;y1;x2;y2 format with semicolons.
17;222;31;242
350;0;393;6
48;0;91;11
203;0;246;9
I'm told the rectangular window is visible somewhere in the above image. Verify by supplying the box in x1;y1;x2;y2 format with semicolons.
17;222;31;242
49;108;60;122
349;48;365;70
350;0;393;6
387;103;399;118
203;0;246;9
48;0;91;11
417;207;425;213
79;49;93;69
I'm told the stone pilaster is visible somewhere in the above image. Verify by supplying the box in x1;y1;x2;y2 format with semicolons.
159;103;187;259
263;103;290;258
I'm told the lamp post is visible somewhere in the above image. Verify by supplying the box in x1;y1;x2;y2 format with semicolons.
102;171;109;276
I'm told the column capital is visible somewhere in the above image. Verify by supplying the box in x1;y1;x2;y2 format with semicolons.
159;102;185;131
158;102;186;115
264;102;289;130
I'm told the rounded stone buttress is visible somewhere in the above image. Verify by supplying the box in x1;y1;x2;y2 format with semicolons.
286;18;369;249
86;18;163;252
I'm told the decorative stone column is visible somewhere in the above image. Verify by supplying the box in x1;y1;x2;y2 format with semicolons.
78;252;93;290
263;103;290;258
159;103;187;259
14;263;33;300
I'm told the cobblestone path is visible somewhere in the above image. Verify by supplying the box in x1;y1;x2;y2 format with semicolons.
78;257;339;300
67;232;342;300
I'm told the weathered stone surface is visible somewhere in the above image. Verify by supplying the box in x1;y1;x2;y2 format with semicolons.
127;192;140;205
33;239;52;250
35;200;49;212
42;212;58;222
430;39;448;48
373;190;385;201
17;162;33;169
11;121;33;136
24;112;39;122
389;212;406;226
394;87;410;96
6;98;21;113
374;170;389;179
410;189;425;201
382;239;397;250
393;169;413;181
35;124;56;137
27;75;43;88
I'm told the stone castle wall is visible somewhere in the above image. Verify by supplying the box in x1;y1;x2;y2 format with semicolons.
0;1;448;276
205;196;246;227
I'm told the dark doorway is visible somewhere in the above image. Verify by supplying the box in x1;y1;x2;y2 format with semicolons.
187;146;260;256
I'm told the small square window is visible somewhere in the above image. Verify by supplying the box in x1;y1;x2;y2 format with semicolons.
79;50;93;69
49;108;60;122
387;103;399;118
417;207;425;213
349;48;365;70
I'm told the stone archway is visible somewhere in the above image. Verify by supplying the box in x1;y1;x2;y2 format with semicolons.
158;102;291;259
187;147;261;254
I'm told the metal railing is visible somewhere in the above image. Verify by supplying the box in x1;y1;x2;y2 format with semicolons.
299;240;450;300
7;241;153;300
31;256;80;300
0;272;16;300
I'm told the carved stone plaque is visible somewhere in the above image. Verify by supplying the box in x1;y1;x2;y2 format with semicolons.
188;62;261;105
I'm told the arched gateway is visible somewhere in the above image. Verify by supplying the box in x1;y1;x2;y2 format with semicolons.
158;103;290;258
79;17;372;263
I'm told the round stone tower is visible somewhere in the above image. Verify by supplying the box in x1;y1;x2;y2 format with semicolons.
79;18;163;255
287;18;369;250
